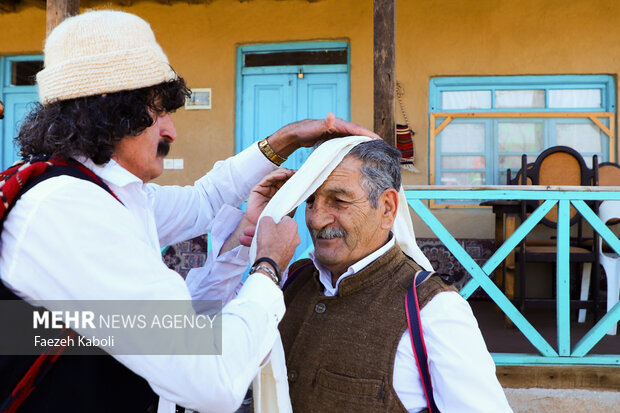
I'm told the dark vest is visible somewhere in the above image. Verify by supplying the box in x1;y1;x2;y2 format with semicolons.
279;244;457;413
0;165;158;413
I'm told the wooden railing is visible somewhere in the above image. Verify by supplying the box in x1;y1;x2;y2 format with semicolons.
404;185;620;366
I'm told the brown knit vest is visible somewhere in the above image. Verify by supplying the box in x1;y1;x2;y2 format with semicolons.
279;244;457;413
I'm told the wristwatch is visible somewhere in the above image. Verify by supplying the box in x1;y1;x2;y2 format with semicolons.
258;138;287;166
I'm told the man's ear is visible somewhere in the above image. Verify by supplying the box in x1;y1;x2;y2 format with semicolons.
379;188;399;230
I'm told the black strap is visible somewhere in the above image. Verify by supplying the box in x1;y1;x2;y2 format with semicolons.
405;270;440;413
1;161;122;413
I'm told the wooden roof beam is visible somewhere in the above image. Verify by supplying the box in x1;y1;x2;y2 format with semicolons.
373;0;395;146
46;0;79;35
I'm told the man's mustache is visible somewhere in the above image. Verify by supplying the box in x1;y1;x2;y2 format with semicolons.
157;140;170;157
311;226;346;240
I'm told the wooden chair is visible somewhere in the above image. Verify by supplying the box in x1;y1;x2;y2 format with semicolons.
507;162;538;220
597;162;620;187
512;146;600;318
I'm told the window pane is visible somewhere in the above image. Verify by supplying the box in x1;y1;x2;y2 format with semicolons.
498;155;535;185
556;123;603;153
498;122;544;152
498;155;524;171
245;50;347;67
495;90;545;108
583;157;596;168
441;91;491;110
440;123;485;152
440;172;484;186
498;171;509;186
11;60;43;86
548;89;601;108
441;156;485;169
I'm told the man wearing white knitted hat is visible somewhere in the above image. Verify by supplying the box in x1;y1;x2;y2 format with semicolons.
0;9;378;413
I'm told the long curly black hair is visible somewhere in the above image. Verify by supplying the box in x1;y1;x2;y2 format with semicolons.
16;77;191;164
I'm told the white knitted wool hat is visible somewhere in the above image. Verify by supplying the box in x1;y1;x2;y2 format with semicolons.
36;10;177;104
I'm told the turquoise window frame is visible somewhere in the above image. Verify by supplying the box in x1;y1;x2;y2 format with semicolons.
1;55;43;93
429;75;616;203
430;75;616;113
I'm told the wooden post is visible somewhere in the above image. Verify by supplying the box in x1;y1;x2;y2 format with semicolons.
373;0;396;145
47;0;80;36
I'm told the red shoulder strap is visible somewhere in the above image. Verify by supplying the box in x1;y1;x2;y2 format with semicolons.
0;156;122;413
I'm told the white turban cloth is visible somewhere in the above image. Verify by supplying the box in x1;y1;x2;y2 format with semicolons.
250;135;433;413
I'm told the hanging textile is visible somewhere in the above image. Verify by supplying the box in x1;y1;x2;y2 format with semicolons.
396;81;419;173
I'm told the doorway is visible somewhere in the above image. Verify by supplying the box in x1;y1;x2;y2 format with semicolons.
0;55;42;170
236;41;350;260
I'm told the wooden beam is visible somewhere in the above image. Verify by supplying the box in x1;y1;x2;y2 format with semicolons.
373;0;396;145
0;0;18;13
46;0;79;36
497;365;620;391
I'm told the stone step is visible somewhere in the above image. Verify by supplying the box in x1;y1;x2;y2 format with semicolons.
504;388;620;413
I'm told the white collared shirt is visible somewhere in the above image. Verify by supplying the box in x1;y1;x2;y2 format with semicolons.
305;239;513;413
0;144;286;413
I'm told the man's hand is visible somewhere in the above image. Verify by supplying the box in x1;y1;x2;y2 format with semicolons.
246;168;295;226
267;112;380;158
237;168;295;247
255;216;300;273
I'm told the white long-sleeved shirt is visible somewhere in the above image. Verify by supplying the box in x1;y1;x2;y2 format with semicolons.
0;144;282;413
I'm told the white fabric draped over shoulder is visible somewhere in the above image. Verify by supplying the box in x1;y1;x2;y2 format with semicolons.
250;135;432;413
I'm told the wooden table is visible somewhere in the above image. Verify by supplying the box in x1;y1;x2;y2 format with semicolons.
481;199;520;328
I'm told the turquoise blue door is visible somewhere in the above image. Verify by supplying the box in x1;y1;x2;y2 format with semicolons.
2;93;35;168
236;42;350;261
1;56;42;170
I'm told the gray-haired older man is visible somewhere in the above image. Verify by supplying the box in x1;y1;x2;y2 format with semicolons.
278;140;513;413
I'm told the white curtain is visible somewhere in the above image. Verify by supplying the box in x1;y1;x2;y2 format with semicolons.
549;89;601;108
495;90;545;108
441;90;491;110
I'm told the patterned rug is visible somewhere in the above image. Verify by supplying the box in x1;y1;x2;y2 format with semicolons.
163;235;496;294
162;234;209;279
417;238;495;294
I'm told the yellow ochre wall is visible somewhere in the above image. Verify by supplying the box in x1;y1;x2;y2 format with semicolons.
0;0;618;237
